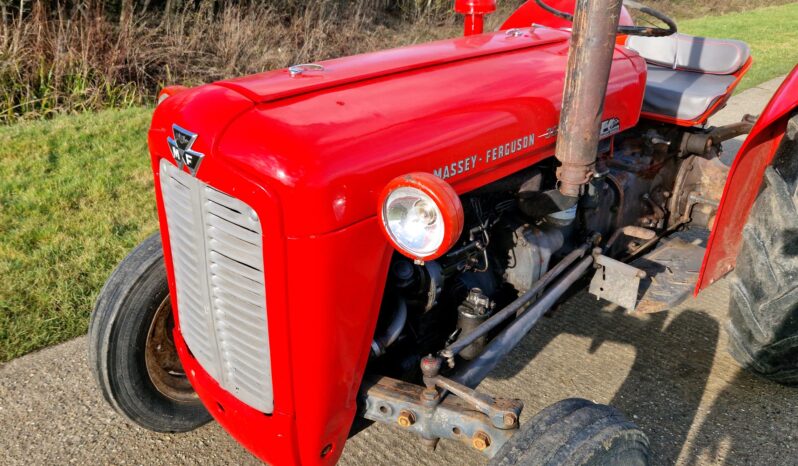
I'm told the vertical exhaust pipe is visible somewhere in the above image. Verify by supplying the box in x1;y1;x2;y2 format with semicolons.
554;0;623;198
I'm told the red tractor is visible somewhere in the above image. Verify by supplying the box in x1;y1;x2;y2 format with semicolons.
88;0;798;464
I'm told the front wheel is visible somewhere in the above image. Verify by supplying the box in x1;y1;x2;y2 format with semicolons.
727;115;798;385
88;233;211;432
490;398;650;466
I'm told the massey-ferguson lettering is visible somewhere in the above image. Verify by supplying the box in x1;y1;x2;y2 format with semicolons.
89;1;798;465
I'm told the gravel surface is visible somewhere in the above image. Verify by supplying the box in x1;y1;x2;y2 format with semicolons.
0;77;791;466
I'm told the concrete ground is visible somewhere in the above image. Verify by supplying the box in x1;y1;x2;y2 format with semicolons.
0;77;792;466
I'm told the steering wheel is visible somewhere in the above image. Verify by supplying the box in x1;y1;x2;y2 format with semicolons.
534;0;677;37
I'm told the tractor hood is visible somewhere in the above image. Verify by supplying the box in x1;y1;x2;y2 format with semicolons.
216;28;570;103
150;28;646;238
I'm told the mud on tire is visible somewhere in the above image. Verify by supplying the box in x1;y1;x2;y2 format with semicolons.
727;114;798;385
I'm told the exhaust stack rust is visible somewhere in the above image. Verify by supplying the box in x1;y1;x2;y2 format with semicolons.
554;0;623;198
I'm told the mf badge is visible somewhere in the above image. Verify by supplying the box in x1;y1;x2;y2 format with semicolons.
167;125;205;176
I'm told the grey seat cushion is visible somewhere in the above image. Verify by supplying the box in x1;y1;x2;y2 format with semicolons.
642;65;736;121
627;33;750;75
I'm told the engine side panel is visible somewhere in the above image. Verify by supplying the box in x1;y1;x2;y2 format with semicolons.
697;66;798;292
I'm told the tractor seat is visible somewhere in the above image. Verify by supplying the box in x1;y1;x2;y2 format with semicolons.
626;33;751;123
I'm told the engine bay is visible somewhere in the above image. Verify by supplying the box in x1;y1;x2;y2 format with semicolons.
368;121;730;385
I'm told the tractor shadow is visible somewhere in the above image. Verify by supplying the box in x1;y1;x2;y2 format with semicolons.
487;290;721;465
486;286;798;465
679;368;798;465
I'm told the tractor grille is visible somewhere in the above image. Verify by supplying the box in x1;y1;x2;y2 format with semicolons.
159;159;273;414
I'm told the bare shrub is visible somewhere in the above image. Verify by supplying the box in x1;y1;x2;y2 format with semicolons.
0;0;463;123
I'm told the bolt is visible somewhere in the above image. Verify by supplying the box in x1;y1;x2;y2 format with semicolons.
472;431;491;451
421;387;439;402
503;413;517;428
397;410;416;428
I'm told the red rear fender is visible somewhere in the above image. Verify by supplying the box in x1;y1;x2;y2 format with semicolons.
696;66;798;292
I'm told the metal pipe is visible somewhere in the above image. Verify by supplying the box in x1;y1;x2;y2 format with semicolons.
463;14;484;36
371;298;407;357
554;0;624;198
452;255;595;388
455;0;496;36
682;115;757;155
440;242;592;361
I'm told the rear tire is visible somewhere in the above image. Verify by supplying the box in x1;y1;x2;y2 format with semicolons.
727;115;798;385
489;398;650;466
89;233;211;432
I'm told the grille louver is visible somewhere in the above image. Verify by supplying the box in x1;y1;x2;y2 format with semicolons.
160;159;273;413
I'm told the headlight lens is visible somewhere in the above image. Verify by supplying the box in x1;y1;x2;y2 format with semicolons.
379;172;464;261
383;187;445;257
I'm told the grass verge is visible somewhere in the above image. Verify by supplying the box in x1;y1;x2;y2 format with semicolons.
679;3;798;92
0;107;156;361
0;5;794;362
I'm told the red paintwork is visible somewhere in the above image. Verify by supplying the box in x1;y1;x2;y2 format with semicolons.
215;30;645;239
157;85;188;104
640;57;753;127
378;172;465;261
218;28;568;103
148;27;646;466
696;66;798;293
455;0;497;36
500;0;634;45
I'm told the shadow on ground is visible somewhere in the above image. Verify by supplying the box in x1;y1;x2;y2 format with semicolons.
477;285;797;466
492;299;719;464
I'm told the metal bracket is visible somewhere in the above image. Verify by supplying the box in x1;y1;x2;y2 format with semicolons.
424;375;522;430
589;252;646;310
360;376;520;457
287;63;324;77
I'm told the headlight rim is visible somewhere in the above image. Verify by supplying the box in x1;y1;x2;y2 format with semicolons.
378;172;464;261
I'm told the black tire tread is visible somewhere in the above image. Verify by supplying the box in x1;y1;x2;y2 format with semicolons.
728;115;798;385
490;399;649;466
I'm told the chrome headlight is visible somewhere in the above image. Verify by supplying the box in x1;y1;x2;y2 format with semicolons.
379;173;464;261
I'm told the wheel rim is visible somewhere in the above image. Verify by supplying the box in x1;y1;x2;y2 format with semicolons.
145;297;198;403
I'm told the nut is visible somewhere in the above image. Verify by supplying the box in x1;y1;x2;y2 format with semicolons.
397;410;416;428
503;412;517;428
472;431;491;451
421;387;439;402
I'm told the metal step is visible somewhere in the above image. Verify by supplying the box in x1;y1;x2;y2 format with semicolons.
631;237;705;313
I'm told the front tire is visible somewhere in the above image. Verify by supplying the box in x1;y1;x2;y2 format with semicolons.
727;115;798;385
490;398;650;466
89;233;211;432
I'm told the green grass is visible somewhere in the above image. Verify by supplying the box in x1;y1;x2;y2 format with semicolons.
0;5;795;363
679;3;798;92
0;107;157;361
